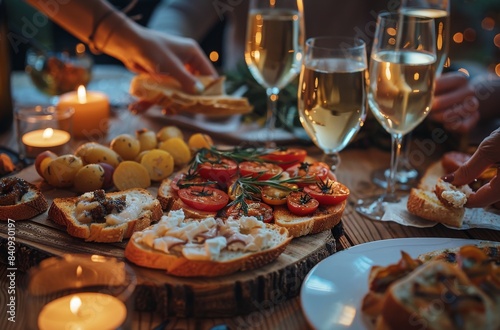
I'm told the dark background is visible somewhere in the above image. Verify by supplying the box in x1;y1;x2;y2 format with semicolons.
5;0;500;77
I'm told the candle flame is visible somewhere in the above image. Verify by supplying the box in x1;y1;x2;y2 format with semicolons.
70;296;82;315
76;265;82;277
42;128;54;139
77;85;87;103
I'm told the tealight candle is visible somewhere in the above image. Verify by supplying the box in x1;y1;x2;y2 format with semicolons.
21;128;71;157
38;292;127;330
58;85;110;138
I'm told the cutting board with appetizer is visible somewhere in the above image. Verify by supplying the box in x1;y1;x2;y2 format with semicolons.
0;125;349;316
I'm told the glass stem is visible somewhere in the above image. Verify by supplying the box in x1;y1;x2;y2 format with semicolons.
265;87;280;148
323;152;340;174
386;133;403;202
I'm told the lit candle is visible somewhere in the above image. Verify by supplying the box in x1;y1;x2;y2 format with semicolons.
58;85;110;138
38;292;126;330
21;127;71;158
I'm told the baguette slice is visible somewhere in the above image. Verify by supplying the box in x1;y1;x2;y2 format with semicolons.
49;189;162;242
378;260;500;330
129;74;253;117
273;200;346;238
125;210;292;277
407;188;465;228
0;177;48;221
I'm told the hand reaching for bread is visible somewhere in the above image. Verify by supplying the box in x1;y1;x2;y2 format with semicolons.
442;127;500;209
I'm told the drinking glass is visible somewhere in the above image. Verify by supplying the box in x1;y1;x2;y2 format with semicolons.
245;0;304;146
298;37;367;173
372;0;450;189
356;12;437;220
25;44;93;104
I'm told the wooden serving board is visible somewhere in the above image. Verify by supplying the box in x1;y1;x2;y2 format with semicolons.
0;166;339;317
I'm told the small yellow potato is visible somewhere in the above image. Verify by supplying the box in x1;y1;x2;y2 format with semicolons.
156;125;183;142
74;142;122;167
134;150;149;163
112;161;151;190
188;133;213;151
43;154;83;188
73;164;105;193
110;134;141;160
136;129;157;151
158;137;191;166
140;149;174;181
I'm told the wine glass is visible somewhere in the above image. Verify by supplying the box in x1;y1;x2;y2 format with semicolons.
372;0;450;190
244;0;304;146
25;44;93;104
297;37;367;173
356;12;437;220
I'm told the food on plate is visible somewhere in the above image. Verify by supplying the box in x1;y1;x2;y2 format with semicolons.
73;163;107;193
407;160;472;228
0;177;48;221
377;260;499;330
112;161;151;191
129;74;253;117
124;209;291;277
34;150;57;177
48;188;162;242
136;128;157;152
157;146;349;237
74;142;122;168
361;251;423;318
363;243;500;330
158;137;191;166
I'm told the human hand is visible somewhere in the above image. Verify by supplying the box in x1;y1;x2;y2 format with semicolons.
442;127;500;208
108;24;218;94
429;72;480;134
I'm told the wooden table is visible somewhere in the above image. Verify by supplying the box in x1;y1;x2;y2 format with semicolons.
1;66;500;330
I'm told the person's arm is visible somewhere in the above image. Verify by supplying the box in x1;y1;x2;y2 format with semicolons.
471;74;500;122
24;0;217;93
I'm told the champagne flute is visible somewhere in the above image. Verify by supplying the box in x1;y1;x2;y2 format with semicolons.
298;37;367;173
245;0;304;146
372;0;450;190
356;12;437;220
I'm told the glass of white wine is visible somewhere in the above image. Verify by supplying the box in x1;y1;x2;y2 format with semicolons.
298;37;367;173
372;0;450;190
356;12;437;220
245;0;304;146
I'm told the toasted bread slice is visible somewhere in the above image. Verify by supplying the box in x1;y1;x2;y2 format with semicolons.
129;74;253;117
407;188;465;228
157;178;175;211
434;178;472;208
0;177;48;221
125;210;292;277
378;260;500;330
49;189;162;242
273;200;346;238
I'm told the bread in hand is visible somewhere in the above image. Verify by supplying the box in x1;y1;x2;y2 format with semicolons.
273;200;346;238
0;177;48;221
129;74;253;117
407;161;471;228
377;260;500;330
125;209;292;277
48;188;162;242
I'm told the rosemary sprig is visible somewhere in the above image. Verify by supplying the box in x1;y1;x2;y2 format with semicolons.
227;173;317;214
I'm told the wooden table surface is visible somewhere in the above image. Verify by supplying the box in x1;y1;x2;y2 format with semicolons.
1;66;500;330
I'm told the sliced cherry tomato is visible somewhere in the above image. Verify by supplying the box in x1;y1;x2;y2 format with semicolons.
178;186;229;212
286;191;319;216
260;183;298;206
304;179;349;205
225;201;274;223
170;172;216;192
197;157;238;186
239;161;283;180
285;161;330;184
261;148;307;169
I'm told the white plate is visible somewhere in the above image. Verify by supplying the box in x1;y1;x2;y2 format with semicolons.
300;237;492;330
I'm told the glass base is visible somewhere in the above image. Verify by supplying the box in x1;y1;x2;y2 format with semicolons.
372;166;419;191
355;194;400;221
